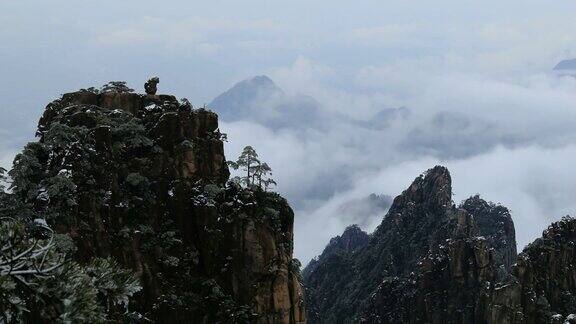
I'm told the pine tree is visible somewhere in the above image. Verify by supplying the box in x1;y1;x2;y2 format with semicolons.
228;146;276;190
253;162;277;190
228;146;260;187
100;81;134;93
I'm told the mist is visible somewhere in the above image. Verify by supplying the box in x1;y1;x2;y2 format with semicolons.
222;66;576;262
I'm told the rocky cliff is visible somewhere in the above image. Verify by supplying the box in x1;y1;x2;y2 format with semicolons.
302;225;369;322
486;217;576;323
8;84;576;323
304;166;482;322
11;87;306;323
303;224;369;280
305;166;576;323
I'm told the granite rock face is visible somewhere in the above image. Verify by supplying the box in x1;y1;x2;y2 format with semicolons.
461;195;517;271
304;166;475;322
305;166;576;323
486;217;576;324
22;89;306;323
305;165;576;323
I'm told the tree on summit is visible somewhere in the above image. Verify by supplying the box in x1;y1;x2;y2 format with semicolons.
100;81;134;93
228;146;276;190
228;146;258;187
252;162;276;190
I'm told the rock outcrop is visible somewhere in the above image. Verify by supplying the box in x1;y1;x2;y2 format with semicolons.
460;195;517;271
12;84;576;323
303;224;369;279
14;88;306;323
304;165;576;323
486;217;576;323
302;224;369;321
303;166;519;323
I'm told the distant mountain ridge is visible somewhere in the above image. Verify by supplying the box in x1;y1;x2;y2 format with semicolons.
554;58;576;70
210;75;283;121
209;75;323;129
302;224;369;280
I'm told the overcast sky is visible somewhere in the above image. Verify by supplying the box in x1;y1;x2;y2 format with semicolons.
3;0;576;263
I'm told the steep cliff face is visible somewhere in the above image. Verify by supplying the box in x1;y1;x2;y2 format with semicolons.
364;209;500;323
12;88;305;323
487;217;576;324
460;195;517;271
303;166;520;323
305;165;576;324
516;217;576;322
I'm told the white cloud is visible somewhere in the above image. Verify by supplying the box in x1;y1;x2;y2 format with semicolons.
92;16;285;56
349;23;422;45
294;145;576;263
219;54;576;263
95;28;157;46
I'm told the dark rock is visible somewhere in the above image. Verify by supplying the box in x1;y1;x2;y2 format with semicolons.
144;77;159;95
323;225;370;257
24;87;305;323
304;166;520;323
487;217;576;324
461;195;517;270
304;166;463;322
554;59;576;70
302;224;369;280
305;165;576;324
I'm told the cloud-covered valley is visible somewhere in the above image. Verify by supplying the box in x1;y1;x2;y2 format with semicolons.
220;59;576;262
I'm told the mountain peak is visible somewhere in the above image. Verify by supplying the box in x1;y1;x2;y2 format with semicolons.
554;58;576;70
302;224;369;281
21;86;306;322
342;223;363;234
230;75;280;93
209;75;283;121
327;224;369;251
248;75;276;87
393;165;452;212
